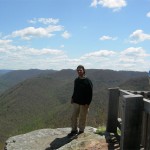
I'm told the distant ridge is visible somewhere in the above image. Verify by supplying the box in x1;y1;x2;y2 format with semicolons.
0;69;56;94
0;70;12;76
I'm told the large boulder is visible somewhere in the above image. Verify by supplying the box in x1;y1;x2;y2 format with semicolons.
5;127;108;150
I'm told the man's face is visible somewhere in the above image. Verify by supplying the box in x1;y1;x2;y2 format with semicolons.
77;68;84;77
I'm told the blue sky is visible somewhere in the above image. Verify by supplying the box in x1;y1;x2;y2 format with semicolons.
0;0;150;71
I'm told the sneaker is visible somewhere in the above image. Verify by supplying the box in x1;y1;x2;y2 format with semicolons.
67;130;78;137
78;131;84;135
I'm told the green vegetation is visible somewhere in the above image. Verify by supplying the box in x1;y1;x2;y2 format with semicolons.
0;69;149;149
96;126;121;136
96;126;106;135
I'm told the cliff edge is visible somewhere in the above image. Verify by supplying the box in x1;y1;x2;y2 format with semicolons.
4;127;110;150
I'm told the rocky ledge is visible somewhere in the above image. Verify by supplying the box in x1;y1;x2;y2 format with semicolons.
4;126;110;150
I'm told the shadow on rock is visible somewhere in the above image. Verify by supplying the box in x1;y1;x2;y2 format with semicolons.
45;135;74;150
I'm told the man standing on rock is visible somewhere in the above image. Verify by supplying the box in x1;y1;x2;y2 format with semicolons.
68;65;93;137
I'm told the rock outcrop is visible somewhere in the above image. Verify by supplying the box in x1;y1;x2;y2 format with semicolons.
5;127;109;150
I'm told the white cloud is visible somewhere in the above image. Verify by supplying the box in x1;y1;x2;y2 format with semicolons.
28;18;59;24
81;50;116;60
77;50;117;70
118;47;149;70
99;35;117;40
61;31;71;39
46;25;64;33
0;41;68;69
91;0;127;11
146;12;150;17
78;47;149;71
0;39;150;71
121;47;149;57
0;39;13;53
8;25;64;40
129;30;150;44
119;57;137;63
91;0;98;7
27;48;64;56
0;39;12;45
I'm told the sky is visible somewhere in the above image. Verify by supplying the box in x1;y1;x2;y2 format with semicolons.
0;0;150;71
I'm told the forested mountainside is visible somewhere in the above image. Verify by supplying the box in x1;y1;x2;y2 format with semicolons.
0;70;12;76
120;76;150;91
0;69;56;94
0;69;148;149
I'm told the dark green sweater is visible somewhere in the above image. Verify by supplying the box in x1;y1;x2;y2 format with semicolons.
72;77;93;105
